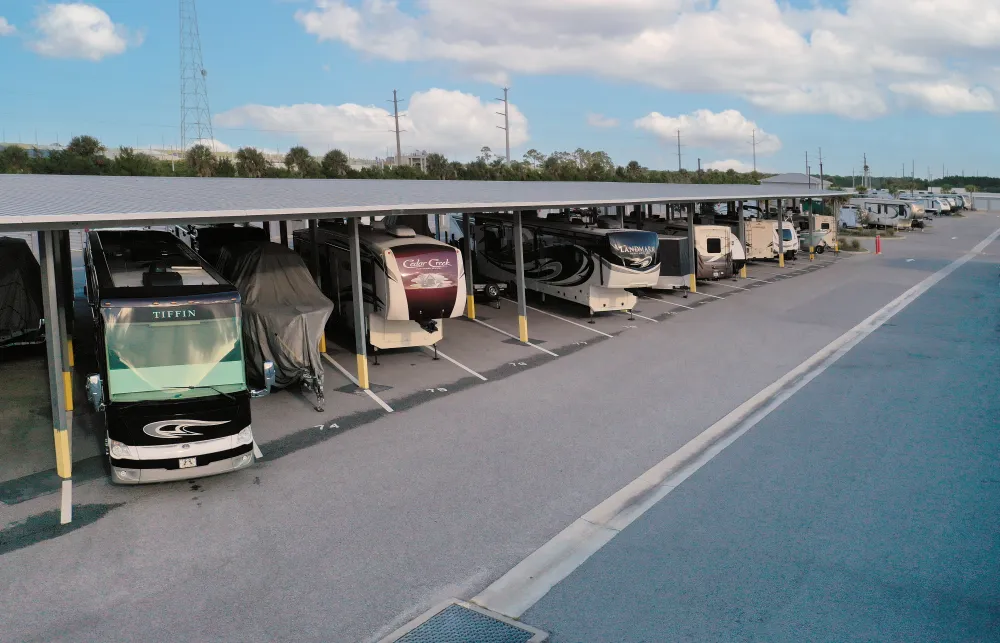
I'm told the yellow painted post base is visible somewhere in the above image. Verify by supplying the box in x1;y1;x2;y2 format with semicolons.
53;429;72;479
356;354;370;390
688;273;697;292
518;315;529;343
739;266;747;279
778;254;785;268
466;294;476;320
63;371;73;412
809;246;815;262
67;338;74;368
319;334;327;354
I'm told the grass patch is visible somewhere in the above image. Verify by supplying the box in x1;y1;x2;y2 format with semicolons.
840;227;896;237
838;238;863;252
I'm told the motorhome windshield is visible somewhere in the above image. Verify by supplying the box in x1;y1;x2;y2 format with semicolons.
781;229;795;242
605;231;659;269
102;302;246;402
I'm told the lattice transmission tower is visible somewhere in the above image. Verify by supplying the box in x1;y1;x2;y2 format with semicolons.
179;0;214;150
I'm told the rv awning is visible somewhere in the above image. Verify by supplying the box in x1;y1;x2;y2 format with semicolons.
0;174;851;232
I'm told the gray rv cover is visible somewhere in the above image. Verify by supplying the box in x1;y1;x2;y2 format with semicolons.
0;237;43;345
217;242;334;390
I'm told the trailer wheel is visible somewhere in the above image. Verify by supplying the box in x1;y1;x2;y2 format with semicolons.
485;283;499;299
815;245;826;254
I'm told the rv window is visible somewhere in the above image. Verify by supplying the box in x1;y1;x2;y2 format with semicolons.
821;223;831;230
706;237;722;254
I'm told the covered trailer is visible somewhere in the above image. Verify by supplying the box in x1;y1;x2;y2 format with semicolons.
0;236;45;347
216;242;334;412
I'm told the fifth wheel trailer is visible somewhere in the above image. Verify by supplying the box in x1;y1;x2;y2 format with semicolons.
293;220;466;351
472;212;660;313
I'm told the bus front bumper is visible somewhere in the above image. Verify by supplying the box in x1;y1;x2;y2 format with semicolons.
110;444;255;484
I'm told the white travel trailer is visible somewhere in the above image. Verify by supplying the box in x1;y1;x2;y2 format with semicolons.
293;221;466;350
473;213;660;313
652;222;744;280
743;220;798;260
850;198;914;229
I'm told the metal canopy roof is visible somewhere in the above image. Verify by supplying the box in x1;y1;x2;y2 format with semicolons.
0;174;850;231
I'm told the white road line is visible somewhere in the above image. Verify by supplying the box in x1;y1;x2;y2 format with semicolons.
470;318;559;357
472;226;1000;619
691;290;725;300
742;276;771;283
502;297;613;339
321;352;394;413
252;441;264;460
706;281;750;291
639;295;694;310
423;346;488;381
618;310;659;323
60;480;72;525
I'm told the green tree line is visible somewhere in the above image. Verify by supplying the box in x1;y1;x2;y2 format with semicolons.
1;135;771;185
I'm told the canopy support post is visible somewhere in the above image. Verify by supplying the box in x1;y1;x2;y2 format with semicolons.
39;230;72;524
463;213;476;320
513;210;529;343
687;203;697;293
349;217;369;389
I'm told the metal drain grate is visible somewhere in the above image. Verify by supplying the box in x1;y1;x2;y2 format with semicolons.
382;600;547;643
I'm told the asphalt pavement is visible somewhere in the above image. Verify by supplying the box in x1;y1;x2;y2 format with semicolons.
522;232;1000;641
0;215;997;642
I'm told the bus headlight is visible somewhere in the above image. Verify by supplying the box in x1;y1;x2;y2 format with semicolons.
109;439;134;460
236;427;254;446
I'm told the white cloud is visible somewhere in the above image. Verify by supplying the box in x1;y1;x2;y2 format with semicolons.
0;17;15;36
215;88;529;159
889;82;996;114
586;113;619;128
704;159;754;172
294;0;1000;119
635;109;782;156
29;3;141;61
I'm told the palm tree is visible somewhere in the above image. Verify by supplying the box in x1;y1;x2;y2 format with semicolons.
235;147;270;178
284;146;316;177
321;149;351;178
185;144;216;177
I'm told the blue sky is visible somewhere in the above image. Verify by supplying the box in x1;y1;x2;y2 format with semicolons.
0;0;997;177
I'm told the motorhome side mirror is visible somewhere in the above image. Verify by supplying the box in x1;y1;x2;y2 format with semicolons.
86;374;105;412
251;361;276;398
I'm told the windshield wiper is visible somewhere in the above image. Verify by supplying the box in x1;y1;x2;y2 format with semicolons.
169;385;236;401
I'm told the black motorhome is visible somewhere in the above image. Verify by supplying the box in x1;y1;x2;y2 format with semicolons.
84;230;274;484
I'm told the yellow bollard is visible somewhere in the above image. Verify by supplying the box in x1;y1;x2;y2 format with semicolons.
319;334;327;354
63;371;73;412
809;245;815;262
53;429;72;478
739;265;747;279
466;294;476;320
356;354;369;390
779;254;785;268
689;273;697;293
518;315;529;343
67;338;74;368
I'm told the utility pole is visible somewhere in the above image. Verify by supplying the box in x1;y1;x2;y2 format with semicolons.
818;148;824;190
911;159;915;197
806;151;810;189
179;0;214;150
496;87;510;163
389;89;404;168
676;130;682;171
751;129;757;173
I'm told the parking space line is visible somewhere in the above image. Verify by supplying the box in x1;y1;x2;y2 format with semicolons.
742;276;770;283
625;310;659;323
321;352;394;413
501;297;614;339
639;295;693;310
423;346;488;381
705;281;750;291
470;318;559;357
692;290;725;300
